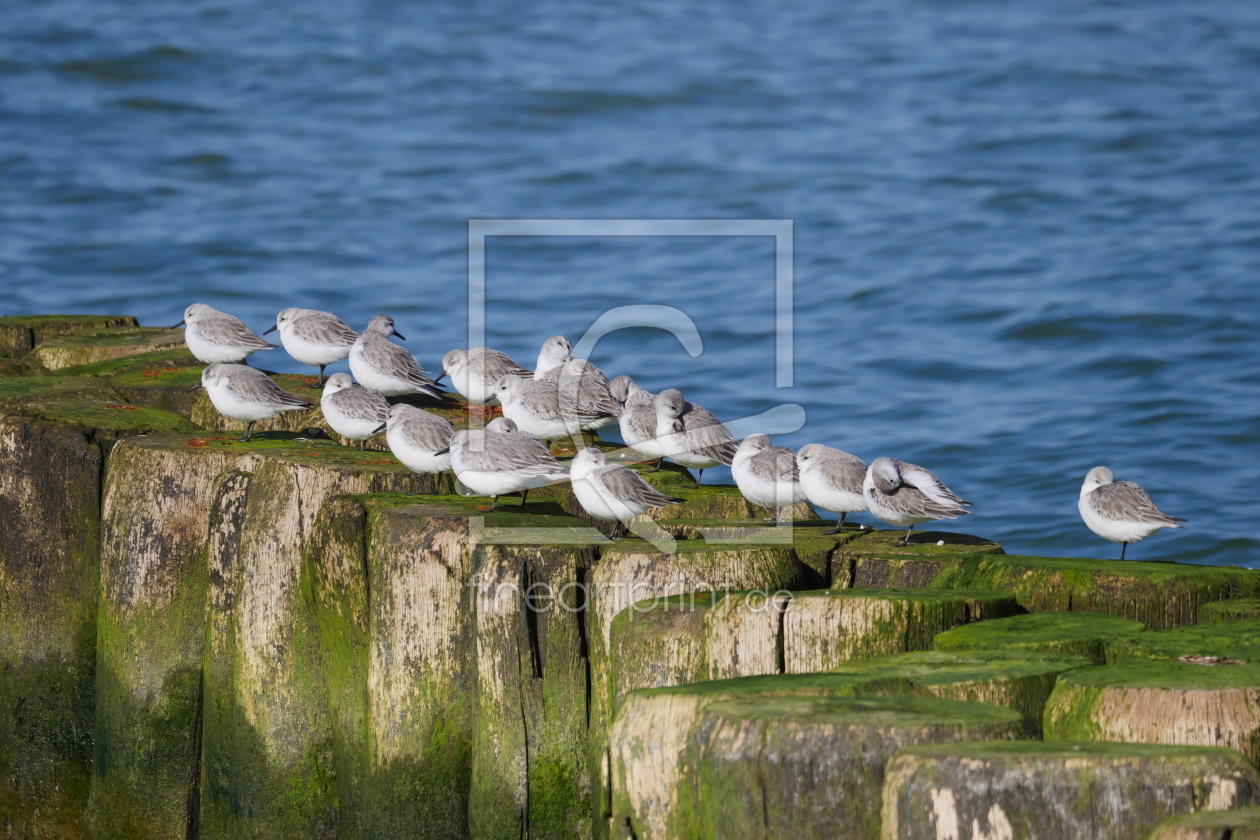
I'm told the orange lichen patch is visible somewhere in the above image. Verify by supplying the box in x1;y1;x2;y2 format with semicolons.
185;439;210;447
141;367;182;377
102;404;140;411
465;404;501;422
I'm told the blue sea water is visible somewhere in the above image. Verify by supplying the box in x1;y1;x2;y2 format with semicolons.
1;0;1258;565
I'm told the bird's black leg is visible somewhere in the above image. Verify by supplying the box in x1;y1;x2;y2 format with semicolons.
826;513;846;535
520;490;529;508
488;496;498;512
317;365;326;388
237;421;256;443
693;469;703;490
609;521;622;540
650;459;663;472
1120;543;1128;561
359;439;366;451
896;525;914;547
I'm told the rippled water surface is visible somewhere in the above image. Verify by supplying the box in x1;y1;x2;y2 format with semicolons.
2;0;1258;564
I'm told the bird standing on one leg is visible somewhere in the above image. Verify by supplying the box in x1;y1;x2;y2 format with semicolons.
1078;466;1186;560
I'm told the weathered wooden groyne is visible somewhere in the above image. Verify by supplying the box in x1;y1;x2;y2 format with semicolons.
3;314;1260;840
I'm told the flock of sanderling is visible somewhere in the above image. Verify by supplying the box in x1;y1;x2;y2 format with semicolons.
174;303;1188;555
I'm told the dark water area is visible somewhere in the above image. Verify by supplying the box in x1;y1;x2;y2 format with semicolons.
2;0;1258;565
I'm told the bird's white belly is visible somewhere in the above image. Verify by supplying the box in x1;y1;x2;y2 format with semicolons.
669;449;722;470
801;472;867;514
322;405;382;441
451;372;496;404
502;404;569;441
206;386;288;423
734;466;803;510
581;414;618;431
186;329;253;364
455;470;530;497
350;349;413;396
572;477;620;522
388;430;450;474
282;331;351;367
1079;497;1165;544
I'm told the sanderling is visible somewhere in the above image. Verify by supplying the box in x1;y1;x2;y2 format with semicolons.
447;425;569;511
379;403;455;474
863;457;970;546
189;363;311;442
349;315;442;399
494;374;617;442
732;433;806;520
798;444;868;534
534;336;620;430
264;308;358;386
655;389;739;488
439;347;530;404
570;447;684;539
172;303;276;365
319;373;388;449
609;375;661;462
1078;466;1186;560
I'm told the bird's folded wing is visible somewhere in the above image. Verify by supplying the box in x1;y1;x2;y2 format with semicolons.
595;464;682;508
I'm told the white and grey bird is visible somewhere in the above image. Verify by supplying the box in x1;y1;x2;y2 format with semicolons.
494;374;618;442
797;444;868;534
447;424;569;511
190;363;311;442
438;347;531;404
264;308;358;386
379;403;454;474
534;336;621;431
863;457;970;546
655;389;739;488
1078;466;1186;560
349;315;443;399
609;375;661;462
173;303;276;365
731;433;807;520
570;447;685;539
319;373;389;449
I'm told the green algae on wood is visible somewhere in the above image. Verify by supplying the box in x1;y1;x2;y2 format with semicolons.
1105;619;1260;665
703;589;791;680
30;325;186;370
934;610;1145;664
608;593;722;709
933;554;1260;629
0;314;138;357
784;588;1021;672
692;696;1027;840
1043;662;1260;764
1146;807;1260;840
0;417;103;836
882;740;1260;840
608;674;919;840
829;650;1091;735
1200;599;1260;625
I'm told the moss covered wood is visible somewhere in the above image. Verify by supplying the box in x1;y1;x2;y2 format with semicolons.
783;588;1020;673
1146;807;1260;840
690;696;1027;840
933;555;1260;629
607;593;721;709
934;611;1145;665
829;650;1091;735
702;589;790;680
30;326;187;370
1106;619;1260;665
882;741;1260;840
588;541;810;838
1199;599;1260;625
0;314;138;358
1043;662;1260;764
607;674;919;840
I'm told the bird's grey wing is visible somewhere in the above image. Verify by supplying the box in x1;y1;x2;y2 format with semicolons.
464;431;565;476
821;452;867;494
594;464;684;508
898;461;969;506
679;404;738;464
230;373;311;408
751;447;799;482
365;339;441;392
293;314;358;347
517;382;565;421
202;316;277;350
509;431;559;464
626;404;657;441
332;387;389;421
481;348;532;379
556;365;621;417
400;412;455;452
888;487;969;520
1092;481;1185;524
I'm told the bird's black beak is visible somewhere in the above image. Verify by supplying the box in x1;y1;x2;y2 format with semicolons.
263;324;277;335
435;447;449;455
187;382;204;392
392;329;406;340
171;319;186;328
435;370;448;384
373;422;387;434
